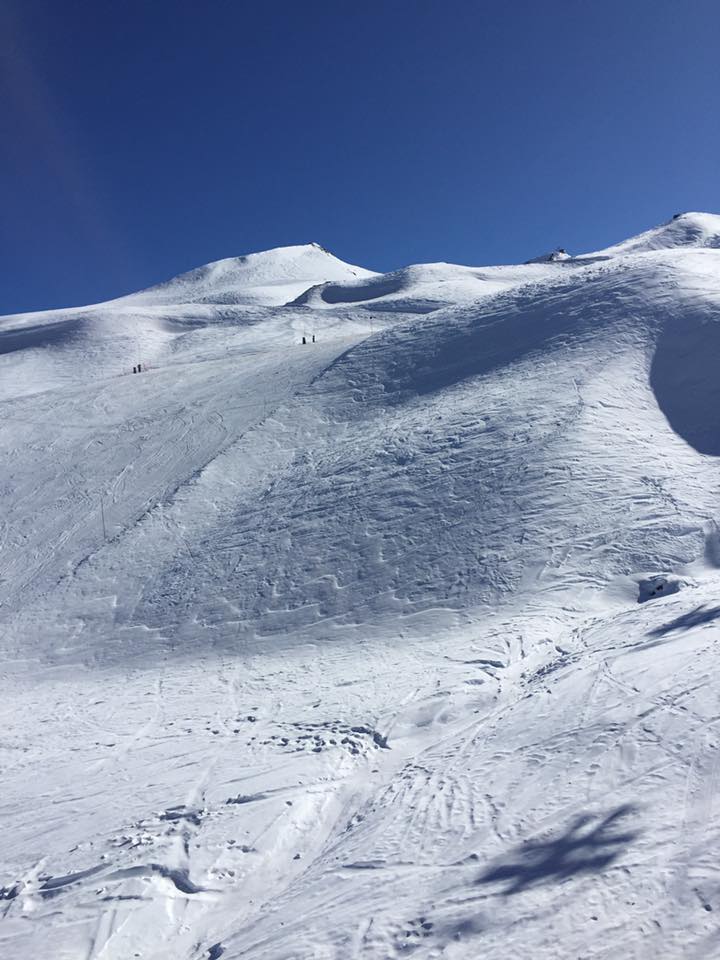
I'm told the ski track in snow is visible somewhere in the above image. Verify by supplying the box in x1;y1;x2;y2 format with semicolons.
1;220;720;958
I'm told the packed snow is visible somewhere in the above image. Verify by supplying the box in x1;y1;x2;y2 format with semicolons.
1;213;720;959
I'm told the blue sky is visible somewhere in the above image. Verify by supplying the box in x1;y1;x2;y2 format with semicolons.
2;0;719;314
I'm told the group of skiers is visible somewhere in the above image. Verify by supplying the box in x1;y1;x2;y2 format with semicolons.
129;333;316;375
129;332;317;376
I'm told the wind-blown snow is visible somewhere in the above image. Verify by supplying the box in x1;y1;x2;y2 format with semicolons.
1;215;720;959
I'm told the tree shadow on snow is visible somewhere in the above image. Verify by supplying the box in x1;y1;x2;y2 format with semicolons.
646;604;720;640
476;805;639;895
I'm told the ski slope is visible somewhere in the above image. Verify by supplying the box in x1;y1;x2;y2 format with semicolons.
1;214;720;959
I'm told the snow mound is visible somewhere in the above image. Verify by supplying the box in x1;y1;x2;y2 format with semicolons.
118;243;378;307
589;211;720;257
293;261;570;314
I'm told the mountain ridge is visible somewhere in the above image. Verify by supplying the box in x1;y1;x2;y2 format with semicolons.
2;212;719;323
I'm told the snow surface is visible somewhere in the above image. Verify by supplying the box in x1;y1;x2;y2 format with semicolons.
1;214;720;959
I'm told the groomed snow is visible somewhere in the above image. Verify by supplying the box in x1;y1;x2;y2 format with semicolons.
1;214;720;959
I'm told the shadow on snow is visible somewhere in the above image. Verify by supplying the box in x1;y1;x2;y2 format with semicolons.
650;313;720;457
476;805;639;895
646;604;720;639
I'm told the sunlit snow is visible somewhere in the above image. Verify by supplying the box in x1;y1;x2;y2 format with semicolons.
1;213;720;959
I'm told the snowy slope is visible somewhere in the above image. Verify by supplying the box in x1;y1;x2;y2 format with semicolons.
293;260;572;314
0;245;376;400
587;210;720;257
1;216;720;960
119;242;379;307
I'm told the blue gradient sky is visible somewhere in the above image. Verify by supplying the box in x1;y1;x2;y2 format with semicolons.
2;0;719;314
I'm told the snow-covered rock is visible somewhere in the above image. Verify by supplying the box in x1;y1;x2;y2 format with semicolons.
524;247;572;263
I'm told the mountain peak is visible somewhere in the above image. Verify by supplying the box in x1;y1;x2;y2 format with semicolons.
118;242;377;307
589;211;720;257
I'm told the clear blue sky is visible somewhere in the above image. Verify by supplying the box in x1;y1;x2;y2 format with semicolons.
2;0;719;314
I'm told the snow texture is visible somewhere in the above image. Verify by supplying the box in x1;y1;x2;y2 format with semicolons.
1;214;720;959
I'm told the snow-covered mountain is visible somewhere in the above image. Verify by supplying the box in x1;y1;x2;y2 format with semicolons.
118;242;379;307
589;209;720;256
1;213;720;960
